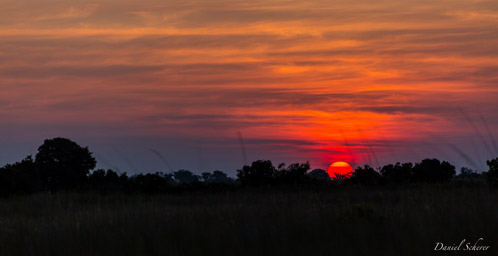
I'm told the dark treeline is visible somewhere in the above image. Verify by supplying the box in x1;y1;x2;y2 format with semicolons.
1;137;497;195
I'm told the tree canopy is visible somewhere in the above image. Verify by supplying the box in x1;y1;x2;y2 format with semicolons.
35;137;96;190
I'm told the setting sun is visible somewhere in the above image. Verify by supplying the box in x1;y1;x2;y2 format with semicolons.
327;161;354;179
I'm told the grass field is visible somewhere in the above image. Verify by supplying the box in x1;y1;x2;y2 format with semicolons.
0;185;496;256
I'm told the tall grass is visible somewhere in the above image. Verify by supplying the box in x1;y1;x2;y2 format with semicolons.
0;185;496;256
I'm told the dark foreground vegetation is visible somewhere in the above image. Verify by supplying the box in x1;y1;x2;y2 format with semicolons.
0;186;497;256
0;138;497;255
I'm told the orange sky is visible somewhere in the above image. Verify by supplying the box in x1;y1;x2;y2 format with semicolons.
1;0;498;174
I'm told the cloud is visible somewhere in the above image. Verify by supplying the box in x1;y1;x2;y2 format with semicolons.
1;0;498;171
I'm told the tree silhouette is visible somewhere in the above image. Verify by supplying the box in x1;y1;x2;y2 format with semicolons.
88;169;122;192
276;162;310;184
455;167;482;180
486;157;498;186
201;172;211;182
412;158;455;183
173;170;200;184
237;160;276;186
201;170;232;183
128;172;171;193
35;137;96;191
307;169;330;181
350;165;382;186
0;136;485;194
380;162;414;184
0;156;38;194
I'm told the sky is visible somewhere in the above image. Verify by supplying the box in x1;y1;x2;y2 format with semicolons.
1;0;498;176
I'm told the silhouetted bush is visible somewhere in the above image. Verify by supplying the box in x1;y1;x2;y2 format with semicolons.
237;160;276;186
35;137;96;191
350;165;382;186
455;167;483;180
412;159;455;183
276;162;311;184
201;170;233;183
0;156;39;195
127;173;172;193
307;169;331;181
173;170;200;184
486;157;498;186
88;169;123;193
380;162;414;184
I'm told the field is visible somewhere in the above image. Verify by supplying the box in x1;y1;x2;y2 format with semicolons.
0;185;496;256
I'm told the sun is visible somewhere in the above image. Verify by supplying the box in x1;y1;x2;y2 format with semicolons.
327;161;354;179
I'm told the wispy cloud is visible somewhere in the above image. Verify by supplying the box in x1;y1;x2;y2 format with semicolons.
1;0;497;172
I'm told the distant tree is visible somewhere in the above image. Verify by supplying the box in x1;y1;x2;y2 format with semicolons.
350;165;382;186
202;170;232;183
157;172;175;183
35;138;96;190
237;160;276;186
0;156;39;194
106;169;120;182
88;169;121;192
129;173;171;193
276;162;310;184
201;172;211;182
119;172;129;184
455;167;483;180
173;170;200;184
380;162;414;184
307;169;331;181
486;157;498;186
412;159;455;183
89;169;106;182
